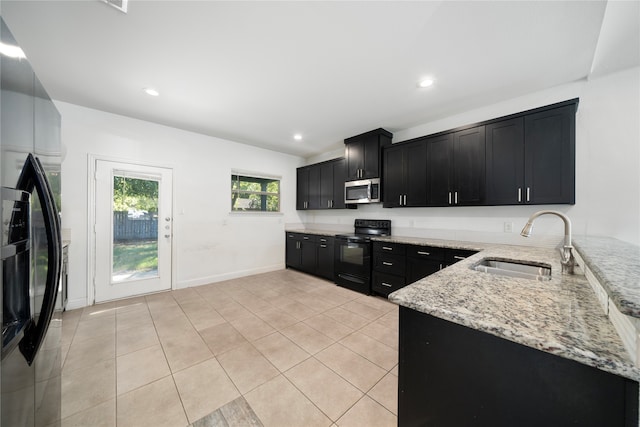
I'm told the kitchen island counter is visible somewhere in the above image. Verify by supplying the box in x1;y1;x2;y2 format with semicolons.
389;242;640;383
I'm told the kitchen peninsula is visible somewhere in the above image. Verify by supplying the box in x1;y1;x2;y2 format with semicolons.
285;228;640;425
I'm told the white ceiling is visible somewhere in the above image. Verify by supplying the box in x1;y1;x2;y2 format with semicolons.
2;1;638;158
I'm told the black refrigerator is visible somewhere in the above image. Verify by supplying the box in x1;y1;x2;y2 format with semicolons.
1;17;63;426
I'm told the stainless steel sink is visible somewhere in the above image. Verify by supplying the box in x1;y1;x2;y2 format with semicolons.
473;258;552;281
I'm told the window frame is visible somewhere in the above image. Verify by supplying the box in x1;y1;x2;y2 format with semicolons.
230;171;281;213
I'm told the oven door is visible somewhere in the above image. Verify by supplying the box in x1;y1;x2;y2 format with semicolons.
334;237;371;295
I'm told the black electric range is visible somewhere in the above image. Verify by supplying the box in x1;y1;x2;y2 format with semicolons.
334;219;391;294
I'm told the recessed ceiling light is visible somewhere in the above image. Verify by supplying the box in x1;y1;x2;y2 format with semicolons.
417;78;435;88
143;87;160;97
293;134;303;141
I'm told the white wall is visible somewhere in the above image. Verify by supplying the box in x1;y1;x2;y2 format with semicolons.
58;101;305;309
302;67;640;247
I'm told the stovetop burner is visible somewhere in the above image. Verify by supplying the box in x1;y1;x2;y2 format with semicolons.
335;219;391;241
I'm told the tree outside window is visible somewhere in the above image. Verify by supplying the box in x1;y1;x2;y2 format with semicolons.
231;174;280;212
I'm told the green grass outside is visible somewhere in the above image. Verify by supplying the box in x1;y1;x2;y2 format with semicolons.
113;240;158;274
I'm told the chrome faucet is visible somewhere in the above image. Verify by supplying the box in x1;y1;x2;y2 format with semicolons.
520;210;575;274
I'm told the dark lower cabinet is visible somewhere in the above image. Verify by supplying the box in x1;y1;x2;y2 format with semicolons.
285;232;317;274
371;242;477;296
399;307;639;427
285;232;334;280
316;236;334;280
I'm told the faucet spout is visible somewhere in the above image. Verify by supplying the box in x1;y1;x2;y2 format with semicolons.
520;210;575;274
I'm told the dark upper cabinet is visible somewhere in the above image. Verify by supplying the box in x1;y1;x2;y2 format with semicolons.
345;128;392;180
427;126;485;206
296;167;310;210
453;126;486;205
320;158;346;209
524;105;575;204
426;133;453;206
425;127;485;206
486;104;576;205
297;158;347;210
486;118;525;205
383;140;428;207
332;158;347;209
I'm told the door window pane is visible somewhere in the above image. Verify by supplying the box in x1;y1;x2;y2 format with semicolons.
112;176;159;282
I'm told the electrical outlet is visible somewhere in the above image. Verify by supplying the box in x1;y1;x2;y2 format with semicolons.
504;222;513;233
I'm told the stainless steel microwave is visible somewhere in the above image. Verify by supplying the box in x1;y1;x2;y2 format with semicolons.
345;178;380;204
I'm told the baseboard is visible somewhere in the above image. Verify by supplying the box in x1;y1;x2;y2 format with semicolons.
175;263;285;289
65;297;88;311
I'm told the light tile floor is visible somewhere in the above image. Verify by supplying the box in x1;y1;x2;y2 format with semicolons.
60;269;399;427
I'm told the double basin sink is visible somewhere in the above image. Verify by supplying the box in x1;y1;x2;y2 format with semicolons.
473;258;552;281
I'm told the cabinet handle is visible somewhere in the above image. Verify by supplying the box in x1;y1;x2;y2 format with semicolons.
320;238;326;242
454;191;458;204
403;195;407;206
453;255;466;260
417;251;430;256
518;188;522;203
381;282;392;287
439;263;443;270
383;261;393;266
320;244;327;248
448;192;452;205
399;195;402;205
303;236;309;240
382;246;393;251
526;187;530;202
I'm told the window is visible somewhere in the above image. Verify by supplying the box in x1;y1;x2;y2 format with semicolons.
231;173;280;212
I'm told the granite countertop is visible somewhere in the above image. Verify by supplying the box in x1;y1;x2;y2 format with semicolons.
285;228;640;381
388;243;640;382
573;236;640;317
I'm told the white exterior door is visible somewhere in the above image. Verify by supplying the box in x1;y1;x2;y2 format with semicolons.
94;160;173;303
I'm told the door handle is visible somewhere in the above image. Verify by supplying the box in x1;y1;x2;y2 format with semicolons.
16;154;62;366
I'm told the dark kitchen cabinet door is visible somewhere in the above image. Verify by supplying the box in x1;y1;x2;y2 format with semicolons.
486;118;525;205
285;233;302;269
524;105;575;204
384;140;428;208
296;168;310;210
320;158;347;209
319;162;334;210
331;158;347;209
453;126;485;205
300;235;318;274
307;165;321;209
405;141;428;206
345;128;392;180
316;236;335;281
383;144;405;208
426;133;453;206
296;165;321;210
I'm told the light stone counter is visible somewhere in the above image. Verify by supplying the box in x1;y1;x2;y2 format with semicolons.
285;228;640;381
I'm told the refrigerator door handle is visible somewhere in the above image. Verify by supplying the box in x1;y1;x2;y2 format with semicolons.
16;154;62;366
